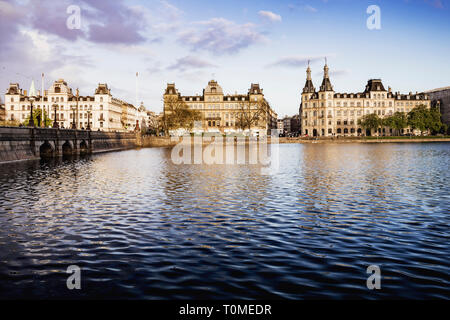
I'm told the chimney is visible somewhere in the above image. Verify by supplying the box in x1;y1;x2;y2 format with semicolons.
24;90;27;96
388;87;392;93
38;90;41;96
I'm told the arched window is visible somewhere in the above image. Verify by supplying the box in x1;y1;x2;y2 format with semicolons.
344;128;349;134
337;128;342;134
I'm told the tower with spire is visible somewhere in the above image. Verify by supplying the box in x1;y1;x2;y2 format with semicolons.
319;58;334;93
302;61;315;95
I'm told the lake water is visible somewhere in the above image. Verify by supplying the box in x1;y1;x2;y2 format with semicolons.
0;143;449;299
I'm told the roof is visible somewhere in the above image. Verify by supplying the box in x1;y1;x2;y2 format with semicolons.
364;79;386;92
424;86;450;93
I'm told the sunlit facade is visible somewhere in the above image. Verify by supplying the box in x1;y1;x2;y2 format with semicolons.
300;64;431;137
4;80;139;132
163;80;278;136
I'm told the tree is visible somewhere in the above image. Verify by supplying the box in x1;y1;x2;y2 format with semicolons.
235;99;271;132
358;113;381;135
163;96;201;134
427;106;444;135
23;108;52;127
383;112;408;136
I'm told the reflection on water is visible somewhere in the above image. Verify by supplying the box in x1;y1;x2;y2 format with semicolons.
0;143;449;299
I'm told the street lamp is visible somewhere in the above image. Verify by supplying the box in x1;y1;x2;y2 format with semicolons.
52;104;59;128
71;105;76;129
28;96;35;127
75;88;79;130
87;110;92;130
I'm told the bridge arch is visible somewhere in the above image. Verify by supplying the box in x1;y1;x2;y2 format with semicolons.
39;141;54;158
62;141;73;156
79;140;89;154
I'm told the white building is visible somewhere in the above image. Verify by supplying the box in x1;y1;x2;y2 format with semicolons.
4;79;138;131
300;63;431;137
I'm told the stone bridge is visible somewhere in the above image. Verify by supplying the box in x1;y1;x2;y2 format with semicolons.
0;127;139;163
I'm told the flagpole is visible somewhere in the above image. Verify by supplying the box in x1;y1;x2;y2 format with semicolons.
41;73;44;127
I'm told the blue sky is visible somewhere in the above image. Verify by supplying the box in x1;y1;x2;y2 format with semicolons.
1;0;449;116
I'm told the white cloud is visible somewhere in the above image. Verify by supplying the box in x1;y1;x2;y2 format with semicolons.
177;18;267;55
168;56;217;71
258;10;282;22
268;55;332;68
304;5;318;13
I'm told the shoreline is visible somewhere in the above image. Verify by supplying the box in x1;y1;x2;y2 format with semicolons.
277;137;450;144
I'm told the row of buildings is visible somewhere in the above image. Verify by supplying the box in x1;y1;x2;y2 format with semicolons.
2;70;448;136
2;79;156;132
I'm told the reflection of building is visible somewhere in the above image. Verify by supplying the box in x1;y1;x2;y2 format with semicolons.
425;86;450;128
163;80;278;136
300;63;431;137
4;80;137;131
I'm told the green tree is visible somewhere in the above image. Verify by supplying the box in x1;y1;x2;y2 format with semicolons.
23;108;52;127
358;113;381;135
407;104;445;135
383;112;408;136
427;106;444;135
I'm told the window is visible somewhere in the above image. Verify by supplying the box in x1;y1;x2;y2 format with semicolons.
10;97;14;102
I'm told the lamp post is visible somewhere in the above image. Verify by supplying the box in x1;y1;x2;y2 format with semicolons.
75;88;79;130
71;105;76;129
52;104;59;128
28;96;35;127
87;110;92;130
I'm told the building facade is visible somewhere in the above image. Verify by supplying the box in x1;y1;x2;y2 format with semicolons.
300;64;431;137
425;86;450;128
4;79;139;131
163;80;278;136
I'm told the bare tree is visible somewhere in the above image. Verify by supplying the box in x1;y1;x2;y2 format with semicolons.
235;99;271;132
163;96;202;134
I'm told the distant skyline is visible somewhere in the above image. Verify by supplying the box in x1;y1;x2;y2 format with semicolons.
1;0;449;116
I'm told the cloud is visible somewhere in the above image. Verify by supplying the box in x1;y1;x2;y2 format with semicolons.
3;0;180;46
177;18;267;55
258;10;282;22
315;70;350;78
303;5;318;13
287;4;318;13
83;0;147;44
268;55;328;68
425;0;444;8
167;56;217;72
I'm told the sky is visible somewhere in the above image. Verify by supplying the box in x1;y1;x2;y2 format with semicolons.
1;0;449;116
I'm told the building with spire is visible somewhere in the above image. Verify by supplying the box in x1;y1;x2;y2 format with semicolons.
163;80;278;136
299;62;431;137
